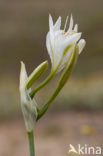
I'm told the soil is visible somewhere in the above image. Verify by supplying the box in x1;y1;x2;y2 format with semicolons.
0;111;103;156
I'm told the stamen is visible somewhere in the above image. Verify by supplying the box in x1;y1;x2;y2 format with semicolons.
64;16;69;31
63;30;76;37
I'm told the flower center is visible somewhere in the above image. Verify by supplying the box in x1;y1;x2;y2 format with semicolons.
63;30;76;37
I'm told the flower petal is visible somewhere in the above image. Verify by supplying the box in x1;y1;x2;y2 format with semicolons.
63;33;82;49
74;24;78;32
53;16;61;31
46;33;53;62
67;15;73;32
78;39;86;54
46;32;56;70
57;44;75;72
64;16;69;31
20;61;28;91
49;14;53;31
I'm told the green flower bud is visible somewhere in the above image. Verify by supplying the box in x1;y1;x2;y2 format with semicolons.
26;61;48;89
57;44;78;89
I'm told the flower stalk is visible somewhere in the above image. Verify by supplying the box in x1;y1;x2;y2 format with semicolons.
28;131;35;156
36;44;78;120
30;71;54;98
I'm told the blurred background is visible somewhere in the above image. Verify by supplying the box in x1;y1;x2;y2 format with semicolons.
0;0;103;156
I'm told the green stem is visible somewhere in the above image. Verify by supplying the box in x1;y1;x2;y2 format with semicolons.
36;84;61;121
36;46;77;121
29;50;68;99
30;72;54;98
27;131;35;156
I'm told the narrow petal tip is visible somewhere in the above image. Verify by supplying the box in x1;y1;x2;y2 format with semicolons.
78;39;86;54
54;16;61;31
74;24;78;32
49;14;53;30
20;61;28;90
20;61;24;66
64;16;69;31
68;14;74;32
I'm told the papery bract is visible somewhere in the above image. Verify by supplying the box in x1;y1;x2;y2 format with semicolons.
19;62;38;132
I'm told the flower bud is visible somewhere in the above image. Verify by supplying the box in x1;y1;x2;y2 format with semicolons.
26;61;48;89
58;44;78;89
19;62;38;132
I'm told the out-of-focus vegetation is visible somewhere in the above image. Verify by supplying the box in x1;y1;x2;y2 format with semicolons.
0;73;103;119
0;0;103;119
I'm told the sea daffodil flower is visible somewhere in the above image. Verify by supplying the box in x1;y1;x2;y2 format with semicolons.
30;15;86;98
30;15;86;97
46;15;86;73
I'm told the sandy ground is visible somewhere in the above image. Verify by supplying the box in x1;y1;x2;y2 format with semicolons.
0;112;103;156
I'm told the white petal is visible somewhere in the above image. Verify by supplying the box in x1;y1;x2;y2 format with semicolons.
67;14;73;32
20;61;28;91
46;30;65;71
74;24;78;32
54;16;61;31
57;44;75;72
78;39;86;54
49;14;53;31
63;33;82;48
64;16;69;31
52;31;66;69
46;32;53;64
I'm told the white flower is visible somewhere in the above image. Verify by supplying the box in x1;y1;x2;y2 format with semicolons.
19;62;38;132
46;15;86;73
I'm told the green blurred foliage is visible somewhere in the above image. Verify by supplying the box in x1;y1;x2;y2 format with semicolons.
0;0;103;119
0;0;103;75
0;74;103;119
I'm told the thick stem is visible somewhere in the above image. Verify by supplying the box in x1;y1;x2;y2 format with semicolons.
27;131;35;156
